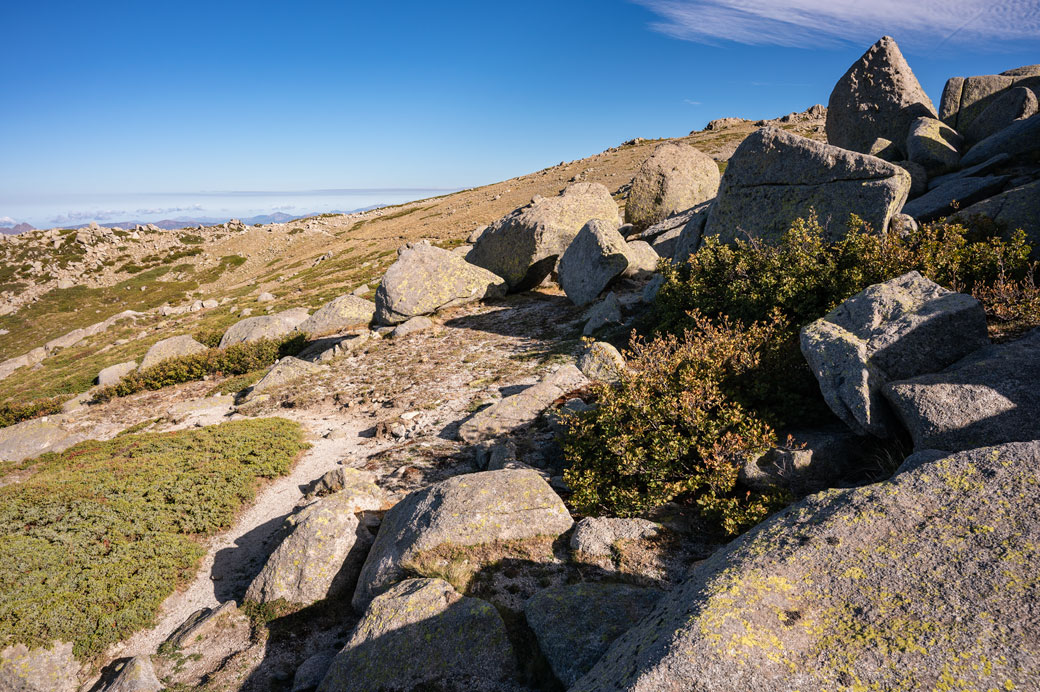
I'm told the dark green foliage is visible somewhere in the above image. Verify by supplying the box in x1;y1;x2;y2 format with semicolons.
0;418;307;659
0;397;65;429
93;334;307;402
565;215;1038;532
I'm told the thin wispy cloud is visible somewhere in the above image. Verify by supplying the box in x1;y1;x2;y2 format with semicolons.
50;209;127;224
684;99;703;105
633;0;1040;49
134;205;204;215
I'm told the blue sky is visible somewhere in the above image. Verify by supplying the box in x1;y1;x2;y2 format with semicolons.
1;0;1037;221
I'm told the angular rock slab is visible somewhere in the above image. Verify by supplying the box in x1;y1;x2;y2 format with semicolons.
704;127;911;244
800;271;988;437
219;308;310;348
901;175;1008;222
671;200;712;263
320;579;516;692
466;182;619;291
243;356;323;401
97;360;137;387
558;219;630;306
374;240;506;325
884;327;1040;451
622;240;659;277
351;469;573;610
577;341;626;384
572;442;1040;692
245;470;385;605
905;116;962;176
298;294;375;336
962;86;1038;145
458;365;588;445
0;418;86;463
624;142;719;230
952;180;1040;258
826;35;936;156
960;113;1040;167
524;583;664;687
140;334;208;370
103;656;161;692
569;517;663;557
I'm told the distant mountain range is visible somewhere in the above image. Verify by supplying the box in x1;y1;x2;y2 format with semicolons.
0;206;386;234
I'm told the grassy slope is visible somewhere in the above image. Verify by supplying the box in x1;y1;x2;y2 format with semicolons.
0;418;308;660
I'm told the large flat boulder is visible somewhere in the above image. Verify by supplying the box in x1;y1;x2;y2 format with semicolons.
97;360;137;387
351;469;573;611
572;441;1040;692
624;143;719;230
0;418;86;463
800;271;988;437
960;113;1040;167
245;470;385;605
374;240;506;325
884;327;1040;451
466;183;619;291
0;642;79;692
140;334;208;370
524;583;664;687
952;180;1040;257
458;365;588;445
558;219;630;306
704;127;911;243
939;64;1040;133
298;295;375;336
319;579;516;692
826;36;936;157
242;356;323;401
901;175;1009;222
218;308;309;348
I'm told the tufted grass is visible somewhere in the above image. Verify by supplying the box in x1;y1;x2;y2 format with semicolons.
0;418;308;660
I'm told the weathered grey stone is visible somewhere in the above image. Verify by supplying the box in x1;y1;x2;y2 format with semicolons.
245;471;385;605
140;334;208;370
97;360;137;386
625;143;720;229
826;36;936;156
572;442;1040;692
630;205;702;242
218;308;309;348
738;427;869;496
298;295;375;336
467;225;488;244
901;175;1009;222
939;65;1040;132
867;137;901;161
0;642;78;692
963;86;1038;145
671;200;712;262
558;220;630;306
524;583;664;687
292;650;337;692
884;327;1040;451
888;213;919;236
458;365;588;445
243;357;323;402
157;603;252;689
800;271;988;437
466;183;619;291
583;293;622;336
321;579;516;692
622;240;659;277
927;152;1012;190
352;470;573;610
389;315;433;338
577;341;626;384
960;113;1040;167
103;656;161;692
952;180;1040;257
905;116;962;176
649;228;681;258
893;160;928;199
0;418;86;462
374;240;506;325
257;291;276;303
705;127;910;243
570;517;663;557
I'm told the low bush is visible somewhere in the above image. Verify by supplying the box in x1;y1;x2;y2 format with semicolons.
565;215;1038;533
0;397;65;429
94;334;307;402
0;418;308;659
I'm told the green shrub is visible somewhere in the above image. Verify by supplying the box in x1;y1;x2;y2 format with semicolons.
565;214;1038;532
0;418;308;659
563;313;788;534
94;334;307;402
0;397;65;429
